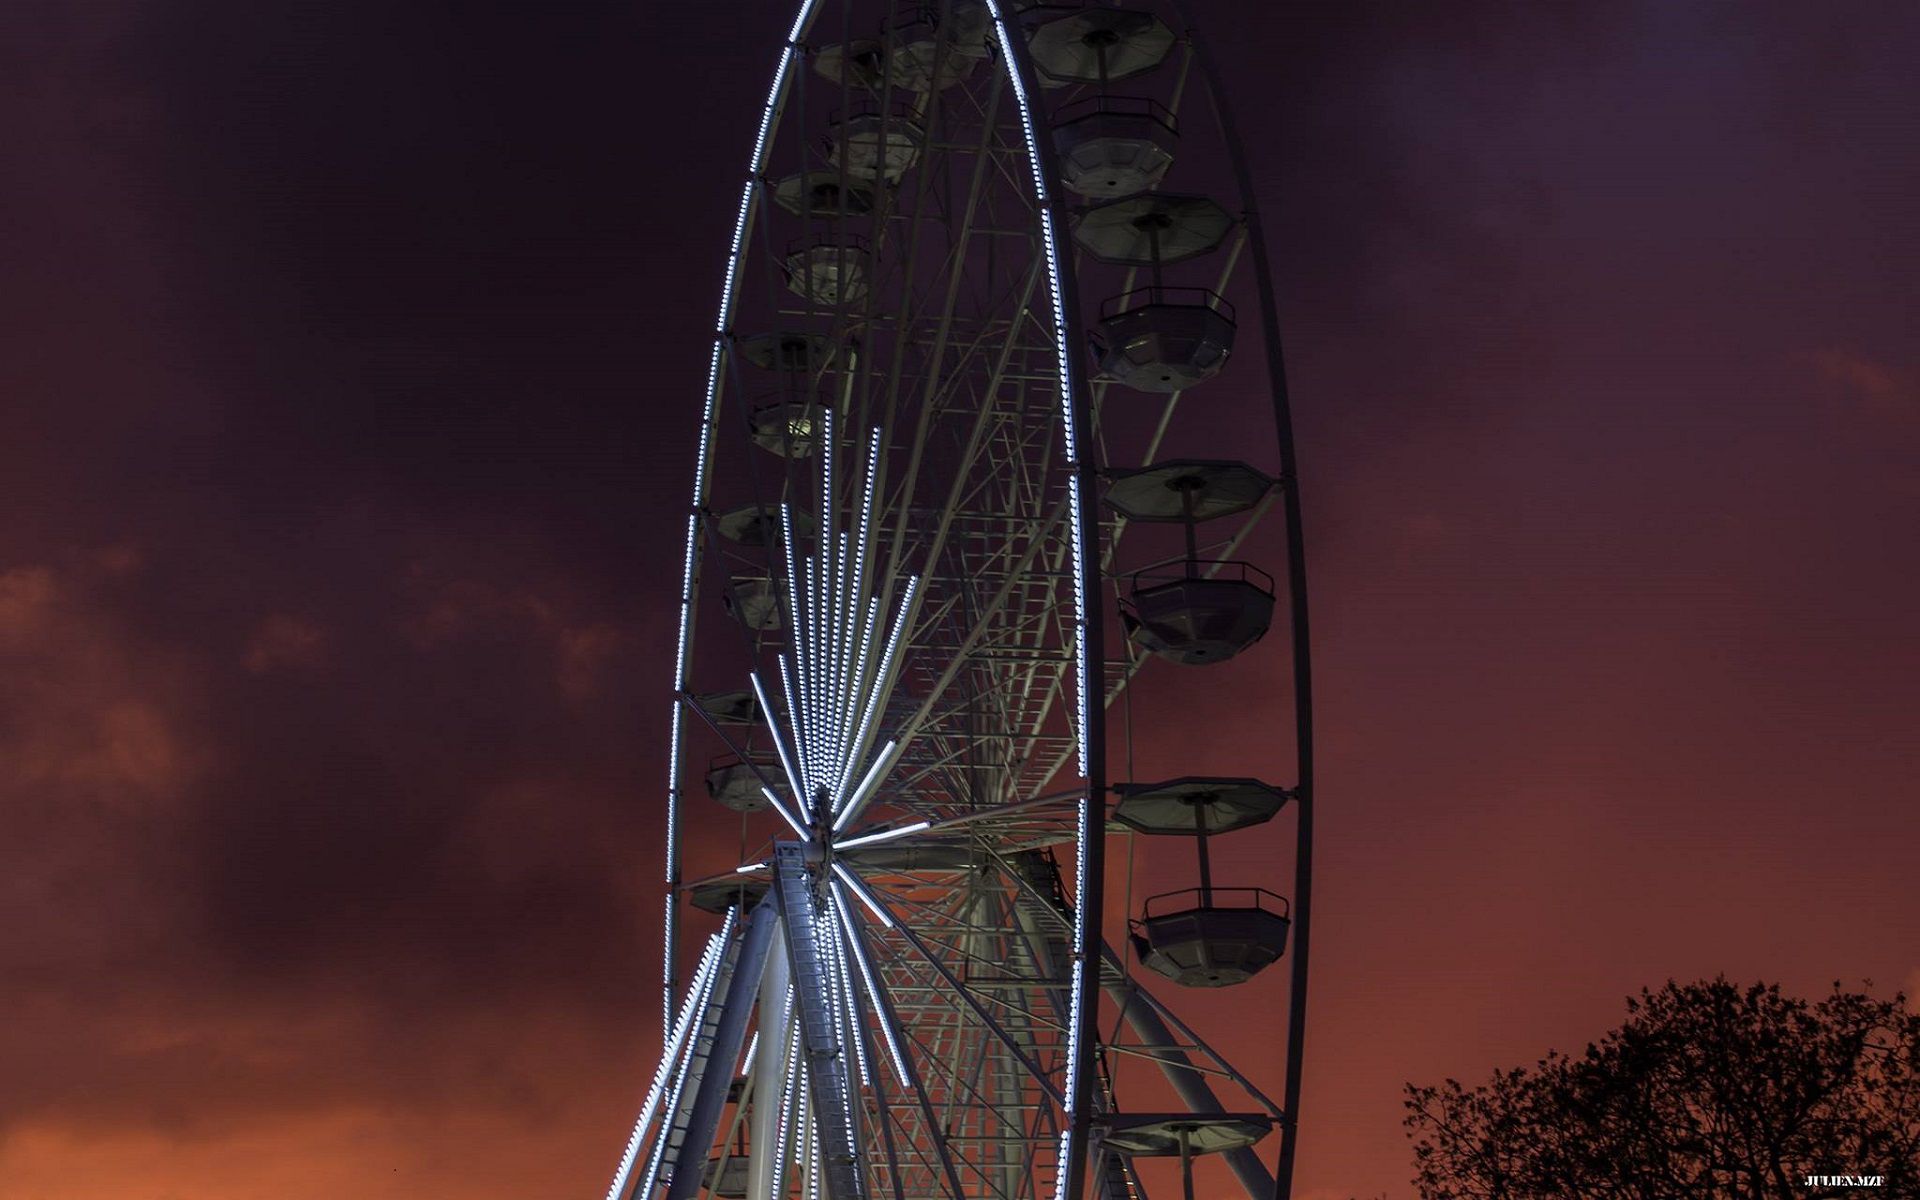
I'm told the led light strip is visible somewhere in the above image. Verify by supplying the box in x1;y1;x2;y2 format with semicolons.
810;893;863;1166
758;785;811;840
664;0;823;1040
777;653;811;803
752;668;809;811
753;424;918;834
637;920;734;1200
607;912;734;1200
982;12;1099;1200
831;862;896;930
806;1111;823;1200
832;819;930;851
660;892;676;1039
832;878;912;1091
832;739;901;834
767;1015;801;1200
739;1029;759;1078
824;894;873;1088
834;577;919;815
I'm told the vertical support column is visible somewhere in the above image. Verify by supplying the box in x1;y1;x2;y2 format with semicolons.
748;930;794;1200
773;845;867;1200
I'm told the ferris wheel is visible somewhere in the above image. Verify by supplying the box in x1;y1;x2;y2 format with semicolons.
607;6;1315;1200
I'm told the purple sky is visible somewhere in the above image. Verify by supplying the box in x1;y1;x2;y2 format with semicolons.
2;2;1916;1197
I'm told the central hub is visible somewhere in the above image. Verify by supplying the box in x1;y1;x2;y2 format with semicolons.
802;784;834;870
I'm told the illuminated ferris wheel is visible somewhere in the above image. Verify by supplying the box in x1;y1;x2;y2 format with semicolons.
606;6;1315;1200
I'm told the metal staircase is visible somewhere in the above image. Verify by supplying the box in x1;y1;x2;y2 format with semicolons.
635;929;743;1200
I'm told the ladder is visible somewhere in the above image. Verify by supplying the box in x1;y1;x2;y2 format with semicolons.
773;845;868;1200
642;933;742;1200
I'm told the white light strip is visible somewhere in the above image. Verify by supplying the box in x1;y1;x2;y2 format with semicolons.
667;685;685;885
833;594;883;809
752;669;809;813
806;1112;823;1200
661;891;675;1038
606;946;707;1200
609;913;733;1200
666;0;821;1050
833;880;912;1090
818;892;869;1099
836;577;918;813
809;413;835;791
832;819;931;851
736;861;770;874
830;862;895;930
778;502;809;798
832;738;903;834
826;899;872;1089
637;923;731;1200
831;529;852;771
983;0;1090;775
981;14;1097;1200
802;557;825;792
760;786;810;839
842;432;882;765
768;1015;801;1200
777;653;810;804
740;1030;759;1078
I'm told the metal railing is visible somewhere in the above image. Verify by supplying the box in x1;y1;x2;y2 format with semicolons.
1051;93;1178;135
1138;886;1291;920
1100;285;1236;322
1125;558;1275;597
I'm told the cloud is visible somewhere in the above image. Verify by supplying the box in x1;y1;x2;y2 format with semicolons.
0;560;201;804
0;542;657;1159
243;613;327;674
1808;348;1917;426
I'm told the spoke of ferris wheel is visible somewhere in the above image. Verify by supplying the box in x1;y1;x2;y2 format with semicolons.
778;500;812;800
873;84;1041;607
750;668;809;814
812;409;836;789
776;653;814;810
833;877;970;1200
677;685;796;803
849;879;1063;1106
887;546;1071;778
832;575;917;816
761;425;917;823
822;894;871;1091
1098;941;1286;1121
865;989;1039;1149
833;433;881;773
832;738;903;834
829;862;894;930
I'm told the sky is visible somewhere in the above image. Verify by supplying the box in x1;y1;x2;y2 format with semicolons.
2;2;1918;1199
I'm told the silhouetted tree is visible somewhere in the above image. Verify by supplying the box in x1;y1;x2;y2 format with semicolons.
1402;978;1920;1199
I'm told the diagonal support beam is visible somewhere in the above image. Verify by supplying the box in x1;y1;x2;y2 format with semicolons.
664;900;779;1200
